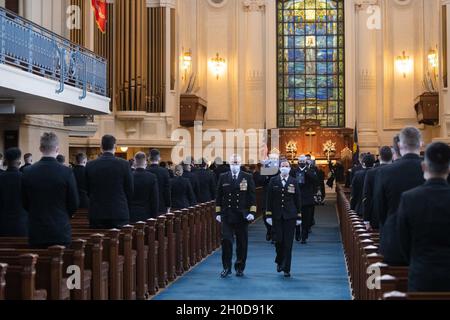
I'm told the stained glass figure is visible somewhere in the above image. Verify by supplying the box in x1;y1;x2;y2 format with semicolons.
277;0;345;128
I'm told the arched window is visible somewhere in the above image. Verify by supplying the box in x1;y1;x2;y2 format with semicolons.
277;0;345;128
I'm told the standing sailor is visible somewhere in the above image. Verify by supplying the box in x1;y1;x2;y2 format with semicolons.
216;154;256;278
266;158;302;277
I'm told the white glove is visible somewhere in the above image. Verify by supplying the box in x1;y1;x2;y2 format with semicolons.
266;218;273;226
216;215;222;223
296;220;302;226
246;214;255;222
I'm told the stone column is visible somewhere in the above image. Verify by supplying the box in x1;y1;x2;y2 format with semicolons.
241;0;266;131
439;0;450;143
355;0;380;153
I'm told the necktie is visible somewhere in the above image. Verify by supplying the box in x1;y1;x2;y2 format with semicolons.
282;178;286;187
233;175;237;181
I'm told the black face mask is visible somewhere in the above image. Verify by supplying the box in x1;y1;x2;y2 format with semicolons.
299;163;306;168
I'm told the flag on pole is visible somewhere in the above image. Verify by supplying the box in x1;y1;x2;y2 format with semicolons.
91;0;107;33
353;122;360;165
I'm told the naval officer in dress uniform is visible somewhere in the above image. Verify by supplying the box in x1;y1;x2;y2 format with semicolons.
265;158;302;277
216;154;257;278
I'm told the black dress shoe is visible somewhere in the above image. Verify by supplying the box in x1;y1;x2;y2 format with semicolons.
277;265;283;273
221;269;232;278
236;270;244;277
301;240;307;244
284;272;291;278
295;234;301;242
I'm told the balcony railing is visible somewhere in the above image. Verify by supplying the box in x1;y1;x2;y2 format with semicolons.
0;7;107;99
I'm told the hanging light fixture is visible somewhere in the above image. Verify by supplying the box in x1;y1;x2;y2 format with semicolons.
209;53;226;80
120;146;129;153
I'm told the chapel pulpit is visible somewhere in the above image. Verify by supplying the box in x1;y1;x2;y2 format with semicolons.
180;94;207;127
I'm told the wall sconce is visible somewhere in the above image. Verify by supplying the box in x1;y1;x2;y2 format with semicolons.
209;53;226;80
182;50;192;70
428;49;438;69
181;49;192;81
395;51;413;78
120;146;129;153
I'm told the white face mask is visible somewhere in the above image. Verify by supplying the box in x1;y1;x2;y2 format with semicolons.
280;167;291;176
230;165;241;175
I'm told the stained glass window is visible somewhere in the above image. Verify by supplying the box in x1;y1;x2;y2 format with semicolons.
277;0;345;128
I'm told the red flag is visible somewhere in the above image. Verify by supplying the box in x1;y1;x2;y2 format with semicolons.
91;0;107;33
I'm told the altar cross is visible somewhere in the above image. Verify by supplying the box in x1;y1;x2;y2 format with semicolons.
305;127;316;154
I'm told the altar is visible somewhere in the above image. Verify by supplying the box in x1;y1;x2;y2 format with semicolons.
269;120;354;170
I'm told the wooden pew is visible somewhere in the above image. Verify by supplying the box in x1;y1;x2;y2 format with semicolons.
0;246;69;300
384;290;450;300
145;219;157;296
133;221;148;299
71;217;148;300
173;211;184;277
156;216;167;289
336;184;412;300
0;254;47;300
0;263;6;300
0;239;92;300
0;234;108;300
71;229;124;300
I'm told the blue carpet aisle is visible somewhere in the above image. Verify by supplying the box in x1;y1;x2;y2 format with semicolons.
153;196;351;300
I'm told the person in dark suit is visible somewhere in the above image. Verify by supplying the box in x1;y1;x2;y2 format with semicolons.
392;134;402;161
167;161;175;178
362;146;393;230
372;127;425;266
22;132;79;247
195;159;217;203
56;154;66;166
170;165;196;210
213;157;230;180
316;165;326;204
147;149;171;215
351;154;375;216
0;148;28;237
397;142;450;291
182;161;200;202
351;154;365;181
130;152;159;222
72;153;89;209
261;154;281;242
265;158;302;277
292;155;318;244
19;153;33;172
86;135;133;229
216;154;256;278
345;153;365;188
